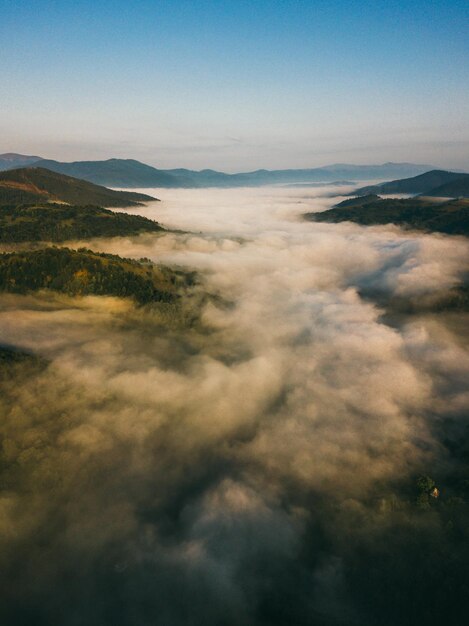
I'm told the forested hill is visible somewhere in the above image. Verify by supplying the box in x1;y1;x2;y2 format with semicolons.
0;167;157;207
355;170;469;197
0;203;164;243
424;177;469;198
305;197;469;236
0;247;193;304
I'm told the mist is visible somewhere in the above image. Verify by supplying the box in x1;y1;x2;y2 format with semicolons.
1;185;468;625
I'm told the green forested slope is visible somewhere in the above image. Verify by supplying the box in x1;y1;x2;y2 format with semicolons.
0;247;193;304
306;198;469;236
0;203;164;242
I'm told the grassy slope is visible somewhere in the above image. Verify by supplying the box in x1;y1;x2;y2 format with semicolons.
0;167;158;207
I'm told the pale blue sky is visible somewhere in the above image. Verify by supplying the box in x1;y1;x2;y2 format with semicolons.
1;0;468;170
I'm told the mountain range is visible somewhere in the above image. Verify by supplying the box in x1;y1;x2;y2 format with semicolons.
0;154;437;188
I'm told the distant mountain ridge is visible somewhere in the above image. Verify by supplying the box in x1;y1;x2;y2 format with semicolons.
0;153;43;170
162;162;436;188
0;154;437;188
0;167;157;207
35;159;195;188
355;170;469;197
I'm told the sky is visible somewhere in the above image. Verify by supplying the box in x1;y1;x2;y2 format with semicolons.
1;0;468;171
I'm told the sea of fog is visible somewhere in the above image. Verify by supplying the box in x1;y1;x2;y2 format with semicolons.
1;185;468;625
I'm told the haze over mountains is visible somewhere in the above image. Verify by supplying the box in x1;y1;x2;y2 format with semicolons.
3;0;469;622
0;153;437;188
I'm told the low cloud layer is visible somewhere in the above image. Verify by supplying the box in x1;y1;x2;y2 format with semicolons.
1;186;468;625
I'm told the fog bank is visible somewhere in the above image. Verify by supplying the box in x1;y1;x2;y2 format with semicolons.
1;185;468;625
